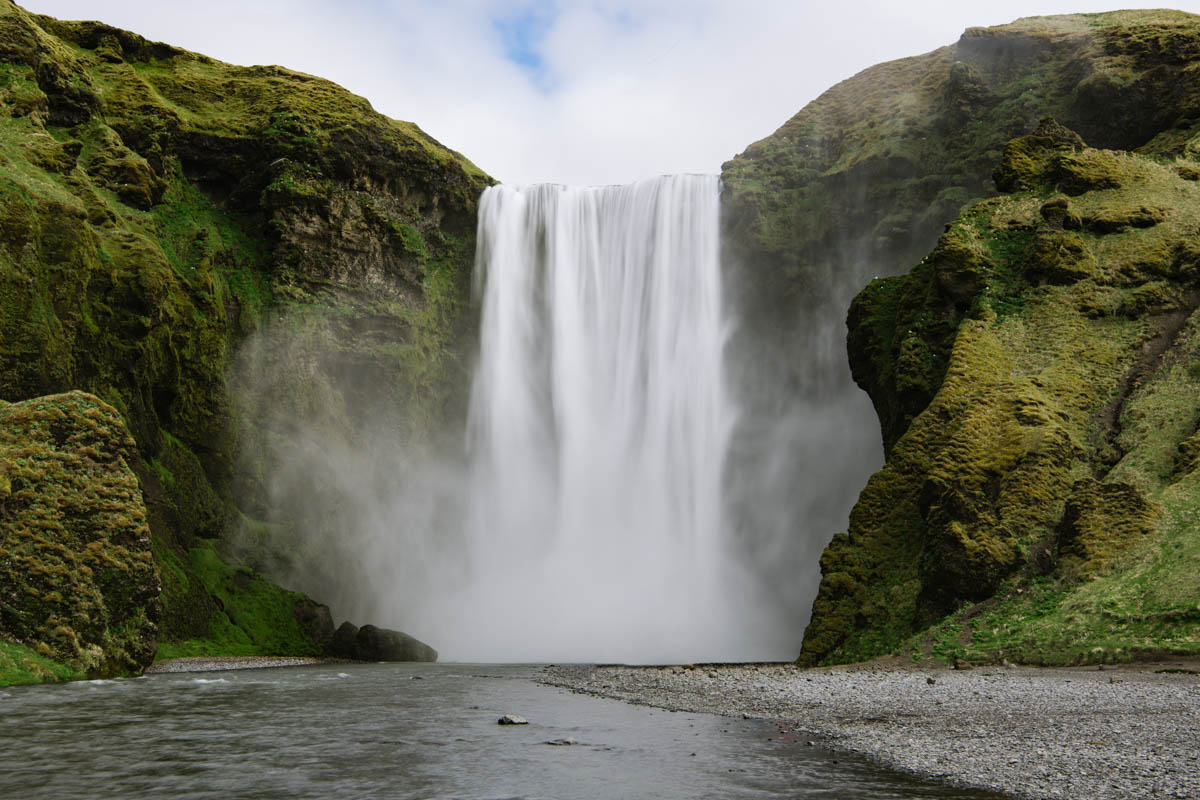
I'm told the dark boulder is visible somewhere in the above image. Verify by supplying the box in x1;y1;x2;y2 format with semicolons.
329;621;359;658
327;621;437;662
292;598;335;647
354;625;438;663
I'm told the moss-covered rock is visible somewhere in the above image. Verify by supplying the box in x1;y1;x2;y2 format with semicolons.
0;391;159;681
801;117;1200;667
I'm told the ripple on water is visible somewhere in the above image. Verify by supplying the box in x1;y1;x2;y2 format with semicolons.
0;664;1004;800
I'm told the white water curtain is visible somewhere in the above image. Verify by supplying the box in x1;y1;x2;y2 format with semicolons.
436;175;779;662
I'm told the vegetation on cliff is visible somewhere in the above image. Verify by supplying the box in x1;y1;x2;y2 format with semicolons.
0;0;488;681
723;9;1200;307
0;391;157;683
801;117;1200;666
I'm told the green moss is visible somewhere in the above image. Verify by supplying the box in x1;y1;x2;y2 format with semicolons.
154;546;320;659
157;431;226;538
397;223;429;260
0;392;159;679
148;457;173;488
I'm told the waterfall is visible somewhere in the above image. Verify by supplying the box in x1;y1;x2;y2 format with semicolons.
441;174;783;663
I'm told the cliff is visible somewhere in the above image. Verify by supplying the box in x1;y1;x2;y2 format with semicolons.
719;11;1200;644
731;11;1200;666
0;0;488;681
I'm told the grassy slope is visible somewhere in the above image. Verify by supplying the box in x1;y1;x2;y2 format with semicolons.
0;639;83;684
0;1;489;681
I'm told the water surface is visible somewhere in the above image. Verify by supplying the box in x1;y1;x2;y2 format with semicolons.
0;664;1003;799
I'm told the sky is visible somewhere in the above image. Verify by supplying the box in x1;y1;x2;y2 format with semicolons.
23;0;1200;185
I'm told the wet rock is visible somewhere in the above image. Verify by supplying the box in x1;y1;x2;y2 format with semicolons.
327;621;436;662
498;715;528;725
293;598;335;647
329;622;359;658
544;737;576;745
354;625;437;663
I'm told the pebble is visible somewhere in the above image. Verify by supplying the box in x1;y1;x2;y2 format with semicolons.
543;662;1200;800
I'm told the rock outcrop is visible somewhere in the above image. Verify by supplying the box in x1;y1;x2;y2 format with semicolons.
716;9;1200;667
328;621;437;662
0;392;159;679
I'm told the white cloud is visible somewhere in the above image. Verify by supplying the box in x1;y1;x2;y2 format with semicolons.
20;0;1199;185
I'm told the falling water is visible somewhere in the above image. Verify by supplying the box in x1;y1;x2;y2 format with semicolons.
441;174;783;663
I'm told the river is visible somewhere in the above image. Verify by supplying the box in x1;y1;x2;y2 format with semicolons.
0;663;1006;799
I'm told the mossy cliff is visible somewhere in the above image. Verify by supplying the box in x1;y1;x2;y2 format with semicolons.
724;10;1200;311
720;12;1200;645
0;0;488;681
716;10;1200;666
800;116;1200;666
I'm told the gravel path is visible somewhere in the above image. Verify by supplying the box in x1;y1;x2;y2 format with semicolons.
543;660;1200;800
144;656;339;673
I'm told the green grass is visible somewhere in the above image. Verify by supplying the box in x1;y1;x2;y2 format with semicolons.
0;639;83;686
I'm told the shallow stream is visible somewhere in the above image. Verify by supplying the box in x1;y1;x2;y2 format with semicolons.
0;664;1004;799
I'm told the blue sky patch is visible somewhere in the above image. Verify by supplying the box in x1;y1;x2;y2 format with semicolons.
492;1;556;88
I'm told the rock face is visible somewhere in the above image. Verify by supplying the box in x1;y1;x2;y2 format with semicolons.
723;10;1200;307
328;621;437;662
719;10;1200;645
716;9;1200;667
0;0;486;675
0;392;160;678
800;119;1200;666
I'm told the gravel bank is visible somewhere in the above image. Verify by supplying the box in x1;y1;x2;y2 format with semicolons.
544;661;1200;800
145;656;339;674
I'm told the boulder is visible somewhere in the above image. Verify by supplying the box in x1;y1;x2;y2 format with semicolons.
0;392;160;679
327;621;437;662
329;621;359;658
292;597;335;647
354;624;438;663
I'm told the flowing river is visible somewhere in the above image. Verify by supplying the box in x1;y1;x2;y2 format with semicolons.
0;663;1004;799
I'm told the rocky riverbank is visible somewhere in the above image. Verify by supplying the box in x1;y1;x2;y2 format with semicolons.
544;661;1200;800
